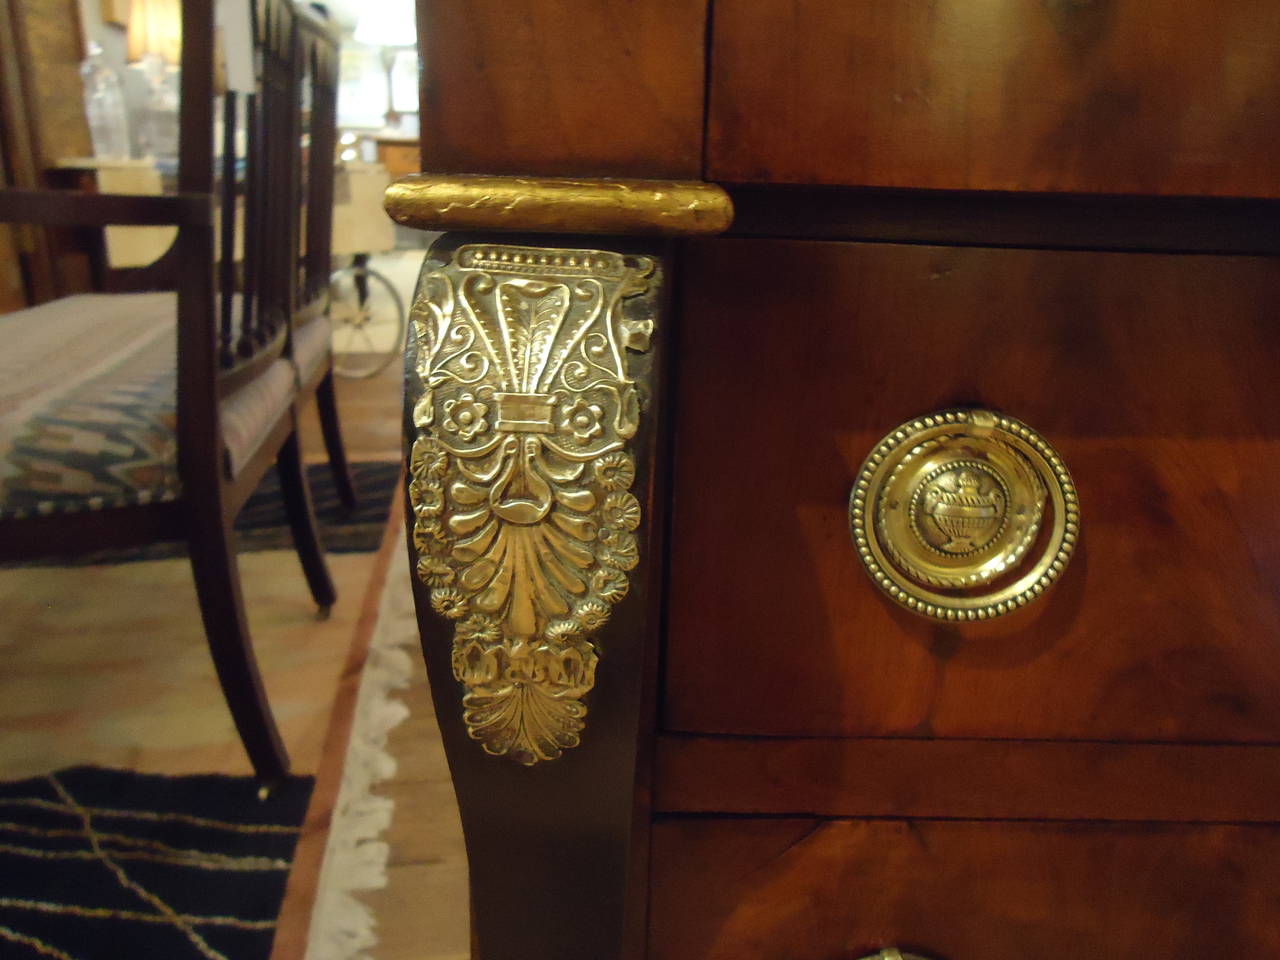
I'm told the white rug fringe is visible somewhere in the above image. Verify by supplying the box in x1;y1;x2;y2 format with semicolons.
305;535;417;960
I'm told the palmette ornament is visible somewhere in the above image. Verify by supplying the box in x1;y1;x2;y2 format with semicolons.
406;243;657;765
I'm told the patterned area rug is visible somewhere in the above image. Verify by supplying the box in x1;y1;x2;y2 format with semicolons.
0;767;312;960
4;461;401;568
236;460;400;554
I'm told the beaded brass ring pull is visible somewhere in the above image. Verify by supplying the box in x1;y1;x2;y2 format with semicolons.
849;409;1079;620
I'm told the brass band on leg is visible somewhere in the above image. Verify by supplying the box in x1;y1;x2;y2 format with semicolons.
385;174;734;236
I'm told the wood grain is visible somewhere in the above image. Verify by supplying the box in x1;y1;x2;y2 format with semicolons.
10;0;91;168
707;0;1280;196
0;225;22;310
0;40;28;311
650;818;1280;960
654;735;1280;823
0;0;92;301
417;0;706;178
665;238;1280;742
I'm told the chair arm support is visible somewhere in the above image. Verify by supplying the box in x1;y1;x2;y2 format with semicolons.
0;189;212;228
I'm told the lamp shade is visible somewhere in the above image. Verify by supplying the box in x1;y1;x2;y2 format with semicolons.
353;0;415;47
127;0;182;65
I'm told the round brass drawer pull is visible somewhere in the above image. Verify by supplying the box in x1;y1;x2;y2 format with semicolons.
849;409;1079;620
856;950;935;960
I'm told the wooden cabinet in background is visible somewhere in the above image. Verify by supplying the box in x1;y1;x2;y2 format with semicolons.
0;0;95;304
375;137;422;183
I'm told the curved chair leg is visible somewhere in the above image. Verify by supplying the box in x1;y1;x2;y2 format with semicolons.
315;367;358;510
276;425;338;613
189;506;290;785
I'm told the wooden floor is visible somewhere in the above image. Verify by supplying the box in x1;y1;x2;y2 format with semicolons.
2;245;470;959
267;516;469;960
349;555;470;960
0;543;381;782
0;317;411;781
0;349;406;779
300;359;405;465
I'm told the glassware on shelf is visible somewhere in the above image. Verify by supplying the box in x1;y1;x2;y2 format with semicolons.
80;42;132;160
136;52;180;164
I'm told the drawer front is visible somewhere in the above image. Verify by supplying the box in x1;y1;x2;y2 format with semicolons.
707;0;1280;196
650;818;1280;960
665;238;1280;742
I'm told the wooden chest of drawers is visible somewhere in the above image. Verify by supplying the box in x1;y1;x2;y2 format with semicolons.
393;2;1280;958
650;238;1280;957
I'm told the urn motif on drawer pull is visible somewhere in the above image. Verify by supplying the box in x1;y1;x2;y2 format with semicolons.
918;461;1008;555
849;409;1079;620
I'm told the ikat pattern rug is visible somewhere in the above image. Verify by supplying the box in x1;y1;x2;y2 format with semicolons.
0;766;312;960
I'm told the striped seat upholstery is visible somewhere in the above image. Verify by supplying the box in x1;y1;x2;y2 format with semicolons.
291;312;333;386
0;292;325;519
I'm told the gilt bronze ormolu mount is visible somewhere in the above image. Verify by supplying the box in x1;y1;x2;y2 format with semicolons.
405;241;660;764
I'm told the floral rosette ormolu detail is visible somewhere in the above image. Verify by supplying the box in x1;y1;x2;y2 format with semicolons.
407;243;657;765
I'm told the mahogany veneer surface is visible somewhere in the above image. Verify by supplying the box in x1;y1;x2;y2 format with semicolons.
665;238;1280;742
707;0;1280;196
653;736;1280;823
417;0;706;179
649;818;1280;960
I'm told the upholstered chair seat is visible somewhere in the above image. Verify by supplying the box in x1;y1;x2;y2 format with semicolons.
0;292;323;519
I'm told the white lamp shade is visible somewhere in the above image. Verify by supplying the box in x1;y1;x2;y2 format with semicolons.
353;0;416;48
127;0;182;64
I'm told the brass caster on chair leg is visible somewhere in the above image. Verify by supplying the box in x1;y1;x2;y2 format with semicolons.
315;604;332;622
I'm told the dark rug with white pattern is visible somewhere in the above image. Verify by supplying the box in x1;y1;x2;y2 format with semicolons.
235;459;399;554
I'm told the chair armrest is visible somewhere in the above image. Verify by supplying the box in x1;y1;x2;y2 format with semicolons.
0;189;212;228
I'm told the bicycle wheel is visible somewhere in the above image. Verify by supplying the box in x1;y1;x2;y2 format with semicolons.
329;263;406;379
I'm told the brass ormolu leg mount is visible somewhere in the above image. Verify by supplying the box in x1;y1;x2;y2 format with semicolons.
385;175;733;960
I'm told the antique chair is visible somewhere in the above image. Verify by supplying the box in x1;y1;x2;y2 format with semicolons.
0;0;352;785
392;1;1280;958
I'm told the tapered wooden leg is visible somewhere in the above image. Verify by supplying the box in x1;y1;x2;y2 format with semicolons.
403;237;670;960
315;367;357;510
276;425;337;612
189;505;289;785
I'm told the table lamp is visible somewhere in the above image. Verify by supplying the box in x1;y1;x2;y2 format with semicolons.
352;0;416;129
